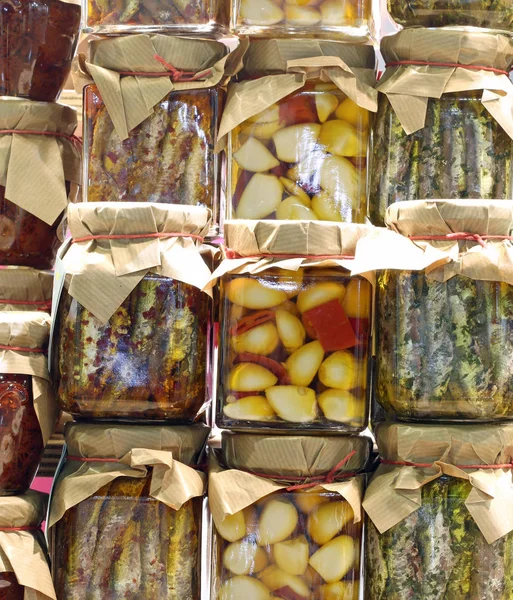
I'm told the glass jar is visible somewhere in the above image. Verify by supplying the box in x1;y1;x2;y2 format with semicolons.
53;473;202;598
54;272;211;421
388;0;513;29
217;269;372;431
0;0;80;102
0;374;44;495
231;0;371;39
84;85;221;227
376;271;513;422
83;0;226;34
213;489;363;600
0;268;52;312
366;475;513;598
228;83;369;222
0;188;63;269
369;92;513;226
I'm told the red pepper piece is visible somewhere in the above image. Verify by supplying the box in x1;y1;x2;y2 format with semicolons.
234;352;291;385
301;312;318;340
303;298;357;352
230;310;276;336
279;95;317;126
273;586;309;600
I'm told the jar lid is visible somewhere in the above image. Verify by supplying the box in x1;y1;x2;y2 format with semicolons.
386;199;513;237
0;268;52;310
65;423;210;466
376;422;513;467
242;39;375;77
221;432;371;478
0;311;50;349
0;490;46;527
224;220;373;259
381;28;513;72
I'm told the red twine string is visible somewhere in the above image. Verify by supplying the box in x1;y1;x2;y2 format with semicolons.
0;129;82;150
246;450;358;491
0;526;39;532
118;54;212;82
0;344;43;354
223;247;354;261
386;60;509;76
409;232;513;249
0;299;51;308
72;232;204;244
381;459;513;470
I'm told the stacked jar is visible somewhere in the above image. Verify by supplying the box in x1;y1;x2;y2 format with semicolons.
0;2;80;596
209;31;379;600
354;197;513;594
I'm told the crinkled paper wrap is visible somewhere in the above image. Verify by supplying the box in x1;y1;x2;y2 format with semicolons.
363;422;513;544
218;39;377;145
49;423;209;528
351;200;513;285
206;220;375;289
0;268;52;312
62;202;213;323
0;312;58;445
74;35;246;140
0;98;80;225
209;434;371;532
378;29;513;137
0;491;55;600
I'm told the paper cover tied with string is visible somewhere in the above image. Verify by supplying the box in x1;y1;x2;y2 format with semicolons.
0;491;56;600
0;268;53;313
369;29;513;226
209;220;374;432
352;199;513;423
209;432;371;600
364;422;513;598
218;39;377;223
0;98;81;270
49;423;209;599
52;202;214;422
0;312;59;495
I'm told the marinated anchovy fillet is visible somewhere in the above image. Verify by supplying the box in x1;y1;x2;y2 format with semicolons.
369;94;513;226
377;271;513;420
87;0;217;27
54;477;201;600
366;477;513;599
86;86;219;212
55;274;210;420
388;0;513;29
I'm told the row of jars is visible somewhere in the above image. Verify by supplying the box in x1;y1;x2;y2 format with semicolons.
4;29;513;270
7;421;511;599
0;200;502;447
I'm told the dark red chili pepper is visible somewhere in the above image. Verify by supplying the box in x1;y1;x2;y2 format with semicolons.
273;586;308;600
230;310;276;336
234;352;291;385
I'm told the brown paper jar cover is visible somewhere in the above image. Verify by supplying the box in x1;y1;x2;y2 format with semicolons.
222;40;377;225
0;491;55;600
369;30;513;226
0;312;55;496
0;0;80;102
0;268;53;312
51;423;208;600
